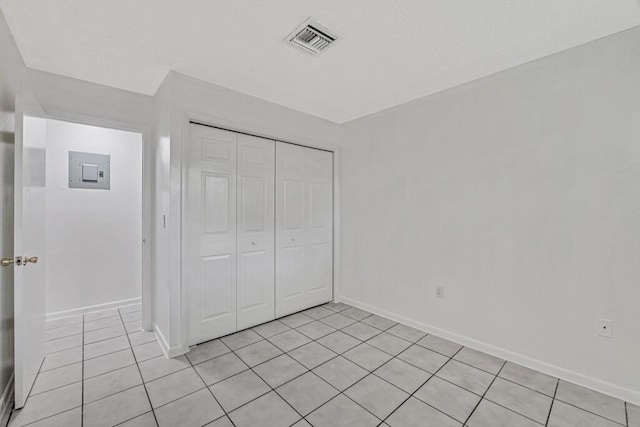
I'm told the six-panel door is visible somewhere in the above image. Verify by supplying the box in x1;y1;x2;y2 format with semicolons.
187;125;238;345
236;134;275;330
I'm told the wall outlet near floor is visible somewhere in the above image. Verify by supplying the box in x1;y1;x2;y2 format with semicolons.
597;319;613;338
435;286;445;299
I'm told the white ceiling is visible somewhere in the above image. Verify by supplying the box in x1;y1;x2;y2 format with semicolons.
2;1;640;123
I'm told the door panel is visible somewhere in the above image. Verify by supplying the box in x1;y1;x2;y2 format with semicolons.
283;180;304;230
14;97;47;408
236;134;275;330
239;251;268;308
307;242;331;292
309;182;329;228
240;177;266;232
202;254;234;320
281;245;305;299
276;142;333;317
202;174;232;233
187;125;237;345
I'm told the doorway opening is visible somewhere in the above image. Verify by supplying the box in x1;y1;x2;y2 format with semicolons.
44;119;143;324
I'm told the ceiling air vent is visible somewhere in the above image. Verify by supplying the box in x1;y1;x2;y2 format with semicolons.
286;18;338;55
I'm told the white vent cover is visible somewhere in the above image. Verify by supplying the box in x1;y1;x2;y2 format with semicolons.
286;18;338;55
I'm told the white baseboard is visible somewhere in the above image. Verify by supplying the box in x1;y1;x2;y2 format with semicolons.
153;324;188;359
0;374;14;427
46;297;142;321
338;296;640;406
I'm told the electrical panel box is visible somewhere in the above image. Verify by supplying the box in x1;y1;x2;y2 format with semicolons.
69;151;110;190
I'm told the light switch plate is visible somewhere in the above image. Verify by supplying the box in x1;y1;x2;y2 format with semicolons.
69;151;110;189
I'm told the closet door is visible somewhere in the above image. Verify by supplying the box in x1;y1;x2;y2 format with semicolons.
187;124;237;345
236;134;275;329
276;142;333;317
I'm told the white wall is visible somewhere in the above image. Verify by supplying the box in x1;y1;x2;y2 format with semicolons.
340;26;640;404
45;119;142;314
151;74;172;350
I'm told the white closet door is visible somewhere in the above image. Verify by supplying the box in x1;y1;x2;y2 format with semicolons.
276;142;333;317
187;124;237;345
236;134;275;329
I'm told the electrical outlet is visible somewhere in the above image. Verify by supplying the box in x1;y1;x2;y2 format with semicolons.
435;286;445;299
598;319;613;338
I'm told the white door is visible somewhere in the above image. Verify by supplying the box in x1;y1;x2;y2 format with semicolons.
12;97;47;408
236;134;275;329
275;142;333;317
187;125;237;345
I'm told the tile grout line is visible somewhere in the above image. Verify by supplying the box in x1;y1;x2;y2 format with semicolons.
331;327;580;425
228;320;384;422
479;390;551;426
81;314;85;427
13;340;53;425
115;307;160;427
461;360;507;426
495;374;557;400
343;311;631;426
215;308;471;425
84;357;194;408
230;332;395;426
14;304;343;426
35;324;427;408
30;303;633;427
18;407;80;427
194;309;366;424
186;340;239;427
44;328;155;383
223;339;309;426
625;402;629;427
273;312;438;425
378;345;465;426
44;321;139;356
352;328;568;425
545;379;559;426
550;398;628;427
624;402;629;427
304;355;399;425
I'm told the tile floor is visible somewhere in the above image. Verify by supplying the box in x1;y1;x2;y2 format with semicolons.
8;302;640;427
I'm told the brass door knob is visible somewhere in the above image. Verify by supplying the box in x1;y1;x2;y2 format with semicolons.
25;256;38;264
1;258;14;267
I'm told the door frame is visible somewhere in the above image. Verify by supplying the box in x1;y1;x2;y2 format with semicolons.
180;113;341;349
41;110;153;331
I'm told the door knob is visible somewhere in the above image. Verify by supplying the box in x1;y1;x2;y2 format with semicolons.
251;241;256;246
291;237;295;242
1;258;14;267
24;256;38;264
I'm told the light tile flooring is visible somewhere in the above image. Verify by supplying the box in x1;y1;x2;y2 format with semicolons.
8;302;640;427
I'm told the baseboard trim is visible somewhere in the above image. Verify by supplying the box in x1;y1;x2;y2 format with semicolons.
338;296;640;406
0;374;14;427
46;297;142;321
153;324;188;359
